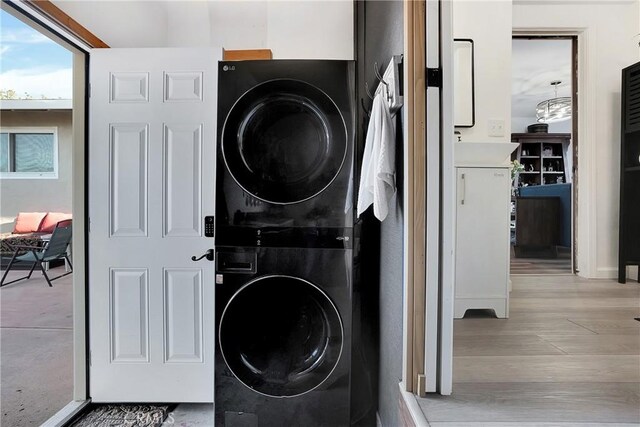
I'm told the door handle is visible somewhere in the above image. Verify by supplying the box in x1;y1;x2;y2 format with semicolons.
460;173;466;205
191;249;214;262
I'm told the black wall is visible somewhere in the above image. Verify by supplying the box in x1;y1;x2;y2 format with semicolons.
355;2;404;426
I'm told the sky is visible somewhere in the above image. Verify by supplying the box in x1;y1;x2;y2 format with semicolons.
0;10;72;99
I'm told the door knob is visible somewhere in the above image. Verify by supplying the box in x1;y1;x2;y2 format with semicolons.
191;249;214;262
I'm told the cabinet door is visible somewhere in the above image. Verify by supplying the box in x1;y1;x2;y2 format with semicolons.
622;170;640;261
455;168;510;301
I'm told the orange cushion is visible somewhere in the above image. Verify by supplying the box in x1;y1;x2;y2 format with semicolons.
13;212;48;234
39;212;72;233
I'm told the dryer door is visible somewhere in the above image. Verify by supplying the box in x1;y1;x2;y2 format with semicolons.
222;79;347;204
219;275;343;397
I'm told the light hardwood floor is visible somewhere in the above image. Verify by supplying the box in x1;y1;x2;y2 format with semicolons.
417;275;640;426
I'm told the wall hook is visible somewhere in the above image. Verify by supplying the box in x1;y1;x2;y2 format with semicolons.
361;97;371;118
373;62;388;87
373;61;391;102
364;81;375;100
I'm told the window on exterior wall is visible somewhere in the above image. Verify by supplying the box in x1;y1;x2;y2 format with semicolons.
0;128;58;179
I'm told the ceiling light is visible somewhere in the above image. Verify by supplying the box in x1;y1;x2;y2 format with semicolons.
536;81;571;123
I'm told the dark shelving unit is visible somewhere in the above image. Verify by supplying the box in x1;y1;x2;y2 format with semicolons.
619;61;640;283
512;133;571;187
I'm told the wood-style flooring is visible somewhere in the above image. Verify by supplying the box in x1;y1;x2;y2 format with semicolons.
510;257;573;275
417;275;640;426
510;246;572;275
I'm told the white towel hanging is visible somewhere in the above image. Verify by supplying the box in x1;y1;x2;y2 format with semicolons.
357;91;396;221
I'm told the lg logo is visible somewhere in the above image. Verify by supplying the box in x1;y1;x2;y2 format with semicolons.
223;65;236;71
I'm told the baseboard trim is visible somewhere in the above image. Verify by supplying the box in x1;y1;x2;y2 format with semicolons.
398;382;429;427
595;267;619;279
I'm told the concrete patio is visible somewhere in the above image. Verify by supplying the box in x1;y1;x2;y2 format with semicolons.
1;265;73;427
0;265;216;427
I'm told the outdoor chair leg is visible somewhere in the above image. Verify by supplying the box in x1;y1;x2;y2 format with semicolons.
37;257;73;287
0;251;19;286
64;255;73;271
39;262;53;287
1;252;37;287
26;260;37;279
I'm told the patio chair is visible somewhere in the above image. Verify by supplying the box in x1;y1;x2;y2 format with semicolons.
0;219;73;287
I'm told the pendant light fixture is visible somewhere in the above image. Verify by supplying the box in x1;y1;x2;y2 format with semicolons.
536;81;571;123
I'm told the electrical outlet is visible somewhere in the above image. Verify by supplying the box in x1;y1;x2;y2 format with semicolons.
488;119;505;137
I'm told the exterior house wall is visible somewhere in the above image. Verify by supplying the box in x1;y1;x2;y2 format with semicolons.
514;0;640;278
0;110;73;232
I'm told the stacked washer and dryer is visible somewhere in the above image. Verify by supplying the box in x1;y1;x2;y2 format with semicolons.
214;60;364;426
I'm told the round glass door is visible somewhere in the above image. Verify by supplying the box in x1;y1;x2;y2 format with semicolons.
222;79;347;204
219;275;343;397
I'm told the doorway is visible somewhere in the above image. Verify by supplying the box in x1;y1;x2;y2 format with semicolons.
510;36;577;275
0;2;89;425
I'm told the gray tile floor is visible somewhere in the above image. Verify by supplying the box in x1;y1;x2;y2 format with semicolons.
417;275;640;426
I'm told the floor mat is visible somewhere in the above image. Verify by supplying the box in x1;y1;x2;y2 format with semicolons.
70;404;173;427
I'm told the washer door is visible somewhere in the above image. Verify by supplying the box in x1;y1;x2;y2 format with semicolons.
222;79;347;204
219;275;343;397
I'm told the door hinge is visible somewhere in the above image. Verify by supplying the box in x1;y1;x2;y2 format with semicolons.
426;67;442;88
89;351;92;367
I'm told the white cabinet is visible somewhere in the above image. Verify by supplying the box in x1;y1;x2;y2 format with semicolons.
454;166;511;318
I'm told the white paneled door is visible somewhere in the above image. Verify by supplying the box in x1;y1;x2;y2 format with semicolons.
89;49;218;402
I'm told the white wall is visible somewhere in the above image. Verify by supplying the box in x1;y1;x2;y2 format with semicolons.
54;0;354;60
55;1;169;47
453;1;512;142
514;0;640;278
265;1;353;59
207;1;268;50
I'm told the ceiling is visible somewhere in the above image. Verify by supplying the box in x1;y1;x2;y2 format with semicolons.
512;38;572;120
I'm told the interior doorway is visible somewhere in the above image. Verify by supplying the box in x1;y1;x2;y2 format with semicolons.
510;36;577;275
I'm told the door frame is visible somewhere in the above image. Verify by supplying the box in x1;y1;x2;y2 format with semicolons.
401;0;455;402
511;34;579;274
1;0;103;421
402;0;426;397
513;28;591;277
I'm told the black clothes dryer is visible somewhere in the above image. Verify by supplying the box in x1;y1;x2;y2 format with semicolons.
216;60;356;247
215;246;353;426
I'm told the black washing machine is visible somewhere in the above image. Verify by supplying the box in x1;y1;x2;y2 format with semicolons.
216;60;356;247
215;245;353;426
213;60;372;426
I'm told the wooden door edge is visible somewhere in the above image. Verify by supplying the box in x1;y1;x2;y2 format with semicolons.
402;0;427;395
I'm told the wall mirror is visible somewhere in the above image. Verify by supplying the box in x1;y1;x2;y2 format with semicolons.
454;39;475;127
